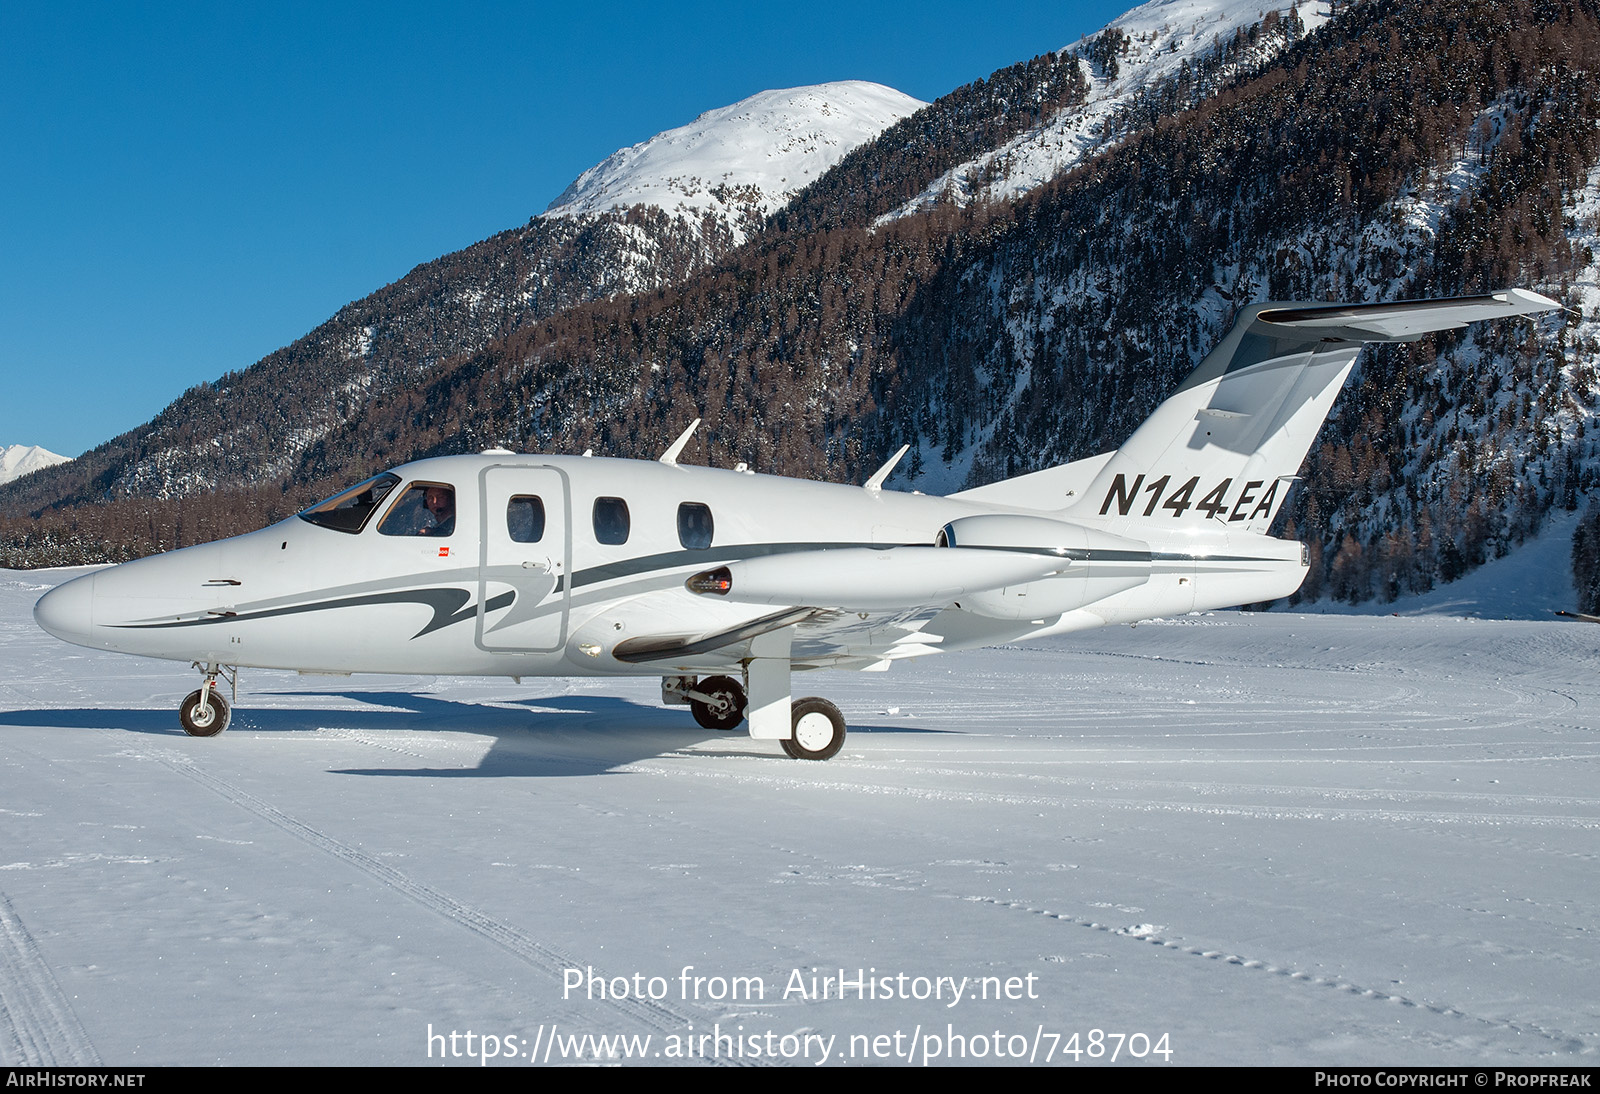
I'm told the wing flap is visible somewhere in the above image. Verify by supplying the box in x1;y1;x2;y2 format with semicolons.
611;607;819;664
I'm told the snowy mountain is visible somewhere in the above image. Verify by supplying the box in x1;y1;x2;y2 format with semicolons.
879;0;1331;225
546;82;925;247
6;0;1599;614
870;0;1600;605
0;445;69;486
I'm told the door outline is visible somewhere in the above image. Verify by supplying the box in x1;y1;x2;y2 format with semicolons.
476;463;572;652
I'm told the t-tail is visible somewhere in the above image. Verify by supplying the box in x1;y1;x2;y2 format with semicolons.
950;289;1561;625
1072;289;1560;535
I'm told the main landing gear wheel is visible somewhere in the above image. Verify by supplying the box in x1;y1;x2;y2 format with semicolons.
782;697;846;761
179;689;231;737
690;675;747;731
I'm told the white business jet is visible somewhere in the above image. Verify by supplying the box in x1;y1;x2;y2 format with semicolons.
35;290;1558;757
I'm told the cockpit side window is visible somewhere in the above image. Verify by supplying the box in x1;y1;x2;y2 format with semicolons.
592;497;630;545
298;473;401;534
677;502;714;549
508;496;546;543
378;482;457;537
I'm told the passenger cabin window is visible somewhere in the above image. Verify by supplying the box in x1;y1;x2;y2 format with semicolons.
378;483;456;537
298;473;401;534
507;496;546;543
677;502;714;549
592;497;630;545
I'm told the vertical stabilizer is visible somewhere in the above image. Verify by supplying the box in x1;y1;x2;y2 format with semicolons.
1070;290;1559;535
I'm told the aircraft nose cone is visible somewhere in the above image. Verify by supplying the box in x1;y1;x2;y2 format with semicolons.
34;574;94;643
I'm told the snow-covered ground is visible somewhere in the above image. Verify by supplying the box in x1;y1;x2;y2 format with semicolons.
3;567;1598;1065
1306;508;1586;621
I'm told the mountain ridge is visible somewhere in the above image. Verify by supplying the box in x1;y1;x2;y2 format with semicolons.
4;0;1598;615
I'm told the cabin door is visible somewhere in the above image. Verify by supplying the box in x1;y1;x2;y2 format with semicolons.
477;464;571;652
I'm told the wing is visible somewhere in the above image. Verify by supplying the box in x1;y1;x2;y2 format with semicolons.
606;515;1181;669
611;546;1075;670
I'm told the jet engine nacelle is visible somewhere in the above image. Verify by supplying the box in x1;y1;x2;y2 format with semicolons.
689;546;1071;610
937;514;1152;620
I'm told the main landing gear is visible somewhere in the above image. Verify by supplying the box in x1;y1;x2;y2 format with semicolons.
782;697;846;761
687;675;746;731
663;670;848;761
179;663;236;737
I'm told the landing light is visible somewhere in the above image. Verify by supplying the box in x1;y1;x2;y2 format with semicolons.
686;566;733;596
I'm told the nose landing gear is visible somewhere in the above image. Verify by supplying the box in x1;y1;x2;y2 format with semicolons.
179;663;236;737
662;673;847;759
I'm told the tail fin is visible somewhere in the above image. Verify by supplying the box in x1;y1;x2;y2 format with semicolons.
1069;289;1559;534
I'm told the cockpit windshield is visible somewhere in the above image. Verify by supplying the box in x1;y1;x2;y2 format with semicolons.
297;473;402;534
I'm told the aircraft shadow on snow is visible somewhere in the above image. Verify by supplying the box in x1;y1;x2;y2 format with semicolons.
0;692;917;778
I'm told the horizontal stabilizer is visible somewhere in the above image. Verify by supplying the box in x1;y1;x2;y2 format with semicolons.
1255;289;1559;342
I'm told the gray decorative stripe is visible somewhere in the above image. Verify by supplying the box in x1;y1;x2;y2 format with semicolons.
113;588;514;640
560;541;887;592
1151;552;1287;563
954;543;1153;562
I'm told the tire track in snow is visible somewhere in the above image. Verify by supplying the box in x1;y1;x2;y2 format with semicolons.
641;780;1597;1054
646;764;1600;830
321;728;466;763
584;757;1599;1054
972;895;1597;1054
146;749;747;1061
1047;647;1578;728
0;892;100;1066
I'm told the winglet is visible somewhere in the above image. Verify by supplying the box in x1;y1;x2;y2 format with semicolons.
864;444;910;492
659;419;701;466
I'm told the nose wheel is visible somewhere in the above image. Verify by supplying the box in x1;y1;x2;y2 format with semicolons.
179;663;237;737
180;688;231;737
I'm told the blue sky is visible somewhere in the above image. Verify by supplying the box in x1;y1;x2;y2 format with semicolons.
1;1;1131;458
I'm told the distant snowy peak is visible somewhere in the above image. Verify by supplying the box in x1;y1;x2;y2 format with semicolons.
0;445;70;485
543;82;926;240
879;0;1334;225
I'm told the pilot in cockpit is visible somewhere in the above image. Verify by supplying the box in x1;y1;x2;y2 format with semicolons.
422;486;455;536
377;483;456;537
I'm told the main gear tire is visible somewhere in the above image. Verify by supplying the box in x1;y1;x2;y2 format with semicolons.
781;697;845;760
689;675;747;731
